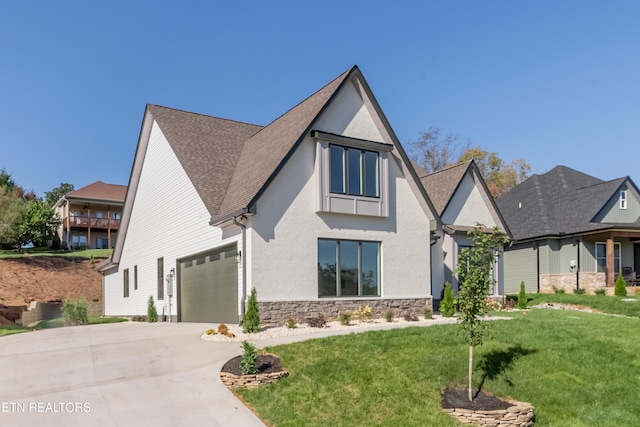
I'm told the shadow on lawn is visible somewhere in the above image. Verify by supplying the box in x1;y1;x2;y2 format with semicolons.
475;345;537;397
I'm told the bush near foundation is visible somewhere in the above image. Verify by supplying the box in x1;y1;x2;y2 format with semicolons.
615;274;627;297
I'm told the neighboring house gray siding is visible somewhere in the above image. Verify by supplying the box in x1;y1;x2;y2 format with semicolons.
594;183;640;223
504;243;537;293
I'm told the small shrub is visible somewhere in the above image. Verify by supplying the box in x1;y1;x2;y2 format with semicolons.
286;317;297;329
440;282;456;317
486;299;502;311
352;306;373;321
595;288;606;296
243;287;260;333
305;314;326;328
517;281;528;309
573;288;586;295
615;273;627;296
240;341;258;375
217;323;229;335
403;314;418;322
90;254;95;265
339;312;351;326
504;298;516;310
384;310;394;322
62;298;89;325
423;307;433;319
552;286;566;294
205;329;216;335
147;296;158;323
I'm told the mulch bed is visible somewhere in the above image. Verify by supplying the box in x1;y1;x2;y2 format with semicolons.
221;354;284;376
441;388;513;411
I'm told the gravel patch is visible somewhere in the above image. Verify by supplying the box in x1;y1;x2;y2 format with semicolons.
201;315;510;342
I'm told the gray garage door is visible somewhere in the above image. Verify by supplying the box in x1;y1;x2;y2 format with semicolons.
179;245;238;323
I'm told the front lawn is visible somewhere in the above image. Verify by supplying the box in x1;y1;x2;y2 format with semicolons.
515;293;640;318
237;309;640;426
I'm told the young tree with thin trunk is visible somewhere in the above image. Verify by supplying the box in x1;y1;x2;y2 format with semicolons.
456;223;509;401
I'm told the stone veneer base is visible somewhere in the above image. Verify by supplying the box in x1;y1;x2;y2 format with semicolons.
220;370;289;389
443;400;535;427
257;298;432;325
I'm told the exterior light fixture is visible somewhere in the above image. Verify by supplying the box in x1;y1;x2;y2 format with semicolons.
235;251;242;263
170;268;175;277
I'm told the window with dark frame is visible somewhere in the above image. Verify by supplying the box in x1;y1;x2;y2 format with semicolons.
134;265;138;290
329;145;379;198
620;190;627;209
123;268;129;298
318;239;380;297
157;257;164;300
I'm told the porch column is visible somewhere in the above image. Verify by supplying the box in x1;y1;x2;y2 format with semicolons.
606;236;614;287
87;208;91;249
107;207;111;248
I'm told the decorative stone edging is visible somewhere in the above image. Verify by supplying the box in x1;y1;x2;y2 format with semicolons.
443;400;534;427
220;370;289;389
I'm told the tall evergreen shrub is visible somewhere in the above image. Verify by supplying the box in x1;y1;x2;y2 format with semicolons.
147;296;158;323
440;282;456;317
243;287;260;333
517;281;528;309
615;273;627;297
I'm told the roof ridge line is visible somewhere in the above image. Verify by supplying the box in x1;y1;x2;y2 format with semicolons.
148;104;264;129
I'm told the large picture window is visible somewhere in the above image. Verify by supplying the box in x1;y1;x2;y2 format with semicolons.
329;145;379;198
318;239;380;297
596;242;620;274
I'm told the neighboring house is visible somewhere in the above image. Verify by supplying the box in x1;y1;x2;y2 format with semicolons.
497;165;640;294
419;161;511;304
54;181;127;249
100;66;443;324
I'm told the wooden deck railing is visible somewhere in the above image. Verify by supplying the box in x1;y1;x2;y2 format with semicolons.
68;216;120;229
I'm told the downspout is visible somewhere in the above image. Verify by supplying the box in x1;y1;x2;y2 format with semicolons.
576;238;581;290
533;242;540;292
233;215;247;326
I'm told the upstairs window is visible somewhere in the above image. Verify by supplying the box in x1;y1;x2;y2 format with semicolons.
620;191;627;209
330;145;379;198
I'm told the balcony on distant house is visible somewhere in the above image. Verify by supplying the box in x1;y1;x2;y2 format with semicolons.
67;215;121;230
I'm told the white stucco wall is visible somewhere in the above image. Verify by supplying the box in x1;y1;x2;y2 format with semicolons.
441;173;497;227
247;80;432;302
103;121;241;317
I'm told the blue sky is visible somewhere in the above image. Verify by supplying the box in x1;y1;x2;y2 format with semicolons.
1;1;638;197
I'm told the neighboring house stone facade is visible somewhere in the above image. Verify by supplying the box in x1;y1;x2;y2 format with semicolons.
497;165;640;294
100;66;443;324
54;181;126;250
419;161;511;304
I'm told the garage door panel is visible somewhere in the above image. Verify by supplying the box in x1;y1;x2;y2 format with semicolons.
179;246;238;323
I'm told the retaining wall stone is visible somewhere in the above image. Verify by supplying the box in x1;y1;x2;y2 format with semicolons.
444;400;534;427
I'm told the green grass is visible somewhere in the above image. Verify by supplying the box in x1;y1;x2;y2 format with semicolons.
0;248;112;259
510;293;640;318
237;310;640;427
0;316;128;337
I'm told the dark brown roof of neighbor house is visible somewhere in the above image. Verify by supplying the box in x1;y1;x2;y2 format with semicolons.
66;181;127;203
419;161;472;215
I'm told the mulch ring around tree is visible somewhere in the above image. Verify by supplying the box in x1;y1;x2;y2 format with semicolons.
221;354;284;376
441;388;512;411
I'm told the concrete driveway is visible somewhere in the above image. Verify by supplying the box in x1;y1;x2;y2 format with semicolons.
0;322;265;427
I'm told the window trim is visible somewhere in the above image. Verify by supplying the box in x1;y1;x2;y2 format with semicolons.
620;190;627;209
595;242;621;274
313;131;390;217
317;238;381;298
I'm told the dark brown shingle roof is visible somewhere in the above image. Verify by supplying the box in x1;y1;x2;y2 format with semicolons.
419;161;471;215
67;181;127;203
148;106;263;217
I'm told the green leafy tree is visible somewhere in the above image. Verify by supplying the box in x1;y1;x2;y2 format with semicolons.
243;287;260;333
456;223;510;401
0;168;16;193
615;273;627;297
517;281;528;309
13;199;61;248
44;183;75;206
0;190;25;248
440;282;456;317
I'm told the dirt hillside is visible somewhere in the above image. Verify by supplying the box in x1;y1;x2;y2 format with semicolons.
0;256;103;308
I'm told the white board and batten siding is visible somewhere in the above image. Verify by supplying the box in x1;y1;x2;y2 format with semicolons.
103;121;242;318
